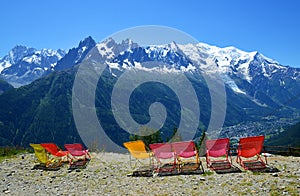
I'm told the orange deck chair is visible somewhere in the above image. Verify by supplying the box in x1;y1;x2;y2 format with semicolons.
123;140;152;169
149;142;176;173
205;138;231;170
236;135;267;170
172;140;204;172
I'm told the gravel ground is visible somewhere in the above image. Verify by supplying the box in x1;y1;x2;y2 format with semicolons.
0;152;300;195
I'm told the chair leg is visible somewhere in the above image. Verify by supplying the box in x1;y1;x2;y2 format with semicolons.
129;155;132;168
264;155;268;165
176;157;181;172
206;155;211;168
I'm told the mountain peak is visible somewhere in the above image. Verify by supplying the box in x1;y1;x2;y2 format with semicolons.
8;45;36;64
53;36;96;71
0;45;37;73
168;41;179;51
0;46;66;87
121;38;139;49
121;38;132;45
96;38;140;60
10;45;30;52
102;37;116;48
253;51;278;64
79;36;96;49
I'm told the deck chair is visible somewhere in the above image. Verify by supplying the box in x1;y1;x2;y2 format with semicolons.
149;142;176;173
236;135;267;170
123;140;152;170
205;138;231;170
29;143;61;170
172;141;204;172
41;143;69;162
64;143;91;168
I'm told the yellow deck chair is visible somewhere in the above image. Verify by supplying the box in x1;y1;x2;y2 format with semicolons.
123;140;153;169
30;143;61;170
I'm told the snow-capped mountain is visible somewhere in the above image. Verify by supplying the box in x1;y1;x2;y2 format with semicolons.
1;37;300;149
1;36;299;113
95;38;300;118
0;46;35;73
0;36;97;87
54;36;96;71
100;38;299;81
177;42;297;81
176;43;300;97
0;46;65;87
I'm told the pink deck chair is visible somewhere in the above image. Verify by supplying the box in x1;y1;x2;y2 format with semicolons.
172;140;203;172
149;143;176;172
205;138;231;170
64;143;91;163
236;135;267;170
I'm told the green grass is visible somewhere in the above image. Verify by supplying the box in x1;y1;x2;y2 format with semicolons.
285;183;300;196
252;171;262;175
202;171;214;176
240;179;253;186
286;174;298;179
0;146;30;162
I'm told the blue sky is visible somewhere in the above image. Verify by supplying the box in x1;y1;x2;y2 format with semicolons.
1;0;300;67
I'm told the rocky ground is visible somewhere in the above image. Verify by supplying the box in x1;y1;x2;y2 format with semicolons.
0;152;300;195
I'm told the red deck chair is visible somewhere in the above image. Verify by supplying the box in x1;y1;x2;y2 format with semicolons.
172;140;204;172
149;143;176;173
236;135;267;170
64;143;91;164
41;143;69;159
205;138;231;170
